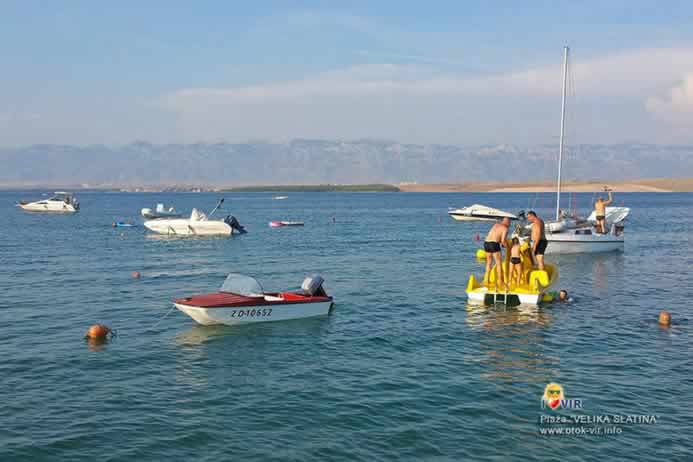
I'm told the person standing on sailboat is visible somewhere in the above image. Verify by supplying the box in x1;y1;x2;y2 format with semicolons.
483;217;511;289
594;187;614;234
527;211;547;270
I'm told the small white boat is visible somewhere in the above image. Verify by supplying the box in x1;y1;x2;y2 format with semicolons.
141;203;181;219
448;204;518;222
144;199;245;236
273;196;288;200
174;273;333;326
17;192;80;213
269;220;304;228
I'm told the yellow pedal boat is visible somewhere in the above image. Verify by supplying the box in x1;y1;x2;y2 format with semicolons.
466;241;559;306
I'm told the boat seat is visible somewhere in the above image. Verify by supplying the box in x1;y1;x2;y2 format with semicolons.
263;295;284;302
529;270;550;289
281;292;308;301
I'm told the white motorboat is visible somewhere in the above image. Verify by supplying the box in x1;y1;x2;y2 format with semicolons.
144;199;246;236
17;192;79;213
448;204;518;222
520;47;628;254
174;273;333;326
273;196;288;200
141;203;181;219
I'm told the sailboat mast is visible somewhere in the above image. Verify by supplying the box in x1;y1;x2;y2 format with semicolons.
556;46;569;221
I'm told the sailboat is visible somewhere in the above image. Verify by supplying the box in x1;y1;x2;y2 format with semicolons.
522;47;629;254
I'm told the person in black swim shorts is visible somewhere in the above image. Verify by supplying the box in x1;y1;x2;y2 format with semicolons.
483;217;510;289
483;241;501;253
594;187;614;234
509;237;522;287
527;211;547;270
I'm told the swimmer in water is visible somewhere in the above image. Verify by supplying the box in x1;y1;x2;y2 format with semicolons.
559;289;569;302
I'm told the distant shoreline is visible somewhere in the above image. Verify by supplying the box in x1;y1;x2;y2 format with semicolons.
1;178;692;192
221;184;399;192
397;178;693;193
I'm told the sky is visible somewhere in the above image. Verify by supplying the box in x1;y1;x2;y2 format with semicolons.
1;1;692;146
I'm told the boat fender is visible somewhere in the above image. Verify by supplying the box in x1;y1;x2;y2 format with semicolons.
658;311;671;327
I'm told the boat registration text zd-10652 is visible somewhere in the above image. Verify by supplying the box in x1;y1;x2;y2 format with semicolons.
227;308;273;318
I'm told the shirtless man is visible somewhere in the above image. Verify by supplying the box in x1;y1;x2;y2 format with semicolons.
483;217;510;289
526;211;547;270
594;187;614;234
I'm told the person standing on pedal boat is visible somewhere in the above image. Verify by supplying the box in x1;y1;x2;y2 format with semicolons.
483;217;511;290
527;211;547;270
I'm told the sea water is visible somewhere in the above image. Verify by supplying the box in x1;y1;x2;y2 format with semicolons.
1;191;691;461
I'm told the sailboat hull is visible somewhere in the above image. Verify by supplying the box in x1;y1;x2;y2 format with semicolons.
545;233;624;254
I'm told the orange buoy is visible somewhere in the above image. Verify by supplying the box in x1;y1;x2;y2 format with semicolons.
132;271;141;279
85;324;111;340
658;311;671;327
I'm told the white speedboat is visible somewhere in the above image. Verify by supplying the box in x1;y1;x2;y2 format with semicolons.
448;204;518;222
174;273;333;326
17;192;79;213
273;196;288;200
144;199;246;236
141;203;181;219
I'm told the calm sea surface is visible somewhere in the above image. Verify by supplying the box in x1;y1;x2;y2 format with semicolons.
1;191;691;461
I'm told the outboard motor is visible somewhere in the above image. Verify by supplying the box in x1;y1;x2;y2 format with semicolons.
302;274;327;297
224;215;247;234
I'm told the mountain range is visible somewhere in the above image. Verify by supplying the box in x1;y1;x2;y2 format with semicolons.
1;140;692;187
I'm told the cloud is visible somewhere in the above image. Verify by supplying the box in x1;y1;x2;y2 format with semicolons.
646;73;693;116
163;46;693;144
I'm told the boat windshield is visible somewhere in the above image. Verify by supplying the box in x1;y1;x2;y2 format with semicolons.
220;273;264;296
49;193;71;203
